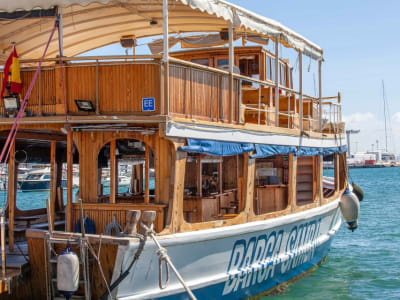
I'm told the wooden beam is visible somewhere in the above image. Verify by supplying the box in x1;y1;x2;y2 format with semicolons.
169;143;186;233
110;139;117;204
50;141;56;231
218;160;223;194
243;153;255;216
144;143;150;204
288;153;297;213
7;142;16;252
197;155;202;197
66;130;73;232
0;131;66;141
56;160;63;211
334;153;340;193
318;154;324;206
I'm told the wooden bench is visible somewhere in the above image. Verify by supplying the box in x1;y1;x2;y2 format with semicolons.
30;220;65;230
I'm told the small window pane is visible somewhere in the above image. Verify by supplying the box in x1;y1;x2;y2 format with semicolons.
192;58;209;66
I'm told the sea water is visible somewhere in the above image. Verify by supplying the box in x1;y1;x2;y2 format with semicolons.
268;168;400;300
1;170;398;299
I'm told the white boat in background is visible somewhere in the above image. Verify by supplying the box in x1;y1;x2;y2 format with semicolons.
19;168;79;192
19;168;65;192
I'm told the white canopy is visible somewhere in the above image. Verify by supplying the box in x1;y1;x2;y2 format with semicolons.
0;0;323;62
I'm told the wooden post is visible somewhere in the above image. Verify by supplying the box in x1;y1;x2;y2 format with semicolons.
7;142;16;252
274;36;280;127
228;21;234;123
66;130;73;232
197;155;202;197
243;153;255;216
50;141;56;231
170;144;187;233
56;160;63;211
144;143;150;204
318;59;322;132
95;60;99;115
318;155;324;205
334;153;340;193
218;160;223;194
288;154;297;213
299;51;303;131
110;139;117;204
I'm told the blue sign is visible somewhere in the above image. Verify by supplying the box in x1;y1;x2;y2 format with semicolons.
142;97;155;112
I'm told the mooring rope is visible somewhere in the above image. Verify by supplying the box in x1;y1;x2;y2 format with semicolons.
140;223;197;300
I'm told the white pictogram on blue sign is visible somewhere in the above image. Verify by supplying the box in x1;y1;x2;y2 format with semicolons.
142;97;155;112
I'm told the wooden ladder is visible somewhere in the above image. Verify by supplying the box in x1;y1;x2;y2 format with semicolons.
45;235;90;300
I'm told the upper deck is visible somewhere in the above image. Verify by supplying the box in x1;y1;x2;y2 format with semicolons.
0;47;343;141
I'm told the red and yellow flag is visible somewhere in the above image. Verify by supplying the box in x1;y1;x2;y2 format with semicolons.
1;47;22;98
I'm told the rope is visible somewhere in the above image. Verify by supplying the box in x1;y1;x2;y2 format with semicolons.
98;233;147;300
0;19;58;173
104;215;123;236
85;239;112;299
141;223;197;300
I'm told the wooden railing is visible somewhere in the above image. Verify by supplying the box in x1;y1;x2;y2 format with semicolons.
2;55;162;117
168;58;240;123
2;55;343;134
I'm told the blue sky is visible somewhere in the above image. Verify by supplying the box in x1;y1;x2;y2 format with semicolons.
85;0;400;153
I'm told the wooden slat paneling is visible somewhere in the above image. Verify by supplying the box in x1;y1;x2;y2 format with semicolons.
72;203;166;233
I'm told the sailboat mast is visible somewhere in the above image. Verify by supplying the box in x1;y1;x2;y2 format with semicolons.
382;80;388;152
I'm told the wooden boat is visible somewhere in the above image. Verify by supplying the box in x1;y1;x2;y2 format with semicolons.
0;1;358;299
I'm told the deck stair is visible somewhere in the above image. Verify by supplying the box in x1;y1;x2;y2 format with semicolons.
0;241;30;294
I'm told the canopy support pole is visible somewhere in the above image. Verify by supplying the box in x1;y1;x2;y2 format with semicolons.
162;0;169;115
57;7;63;56
228;21;234;123
274;36;279;127
299;51;303;132
7;142;16;252
318;59;322;132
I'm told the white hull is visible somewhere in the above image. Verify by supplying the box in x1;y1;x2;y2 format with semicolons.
112;198;342;299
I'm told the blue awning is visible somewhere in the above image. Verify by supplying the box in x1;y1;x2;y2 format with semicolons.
251;144;347;158
179;139;347;158
179;139;255;156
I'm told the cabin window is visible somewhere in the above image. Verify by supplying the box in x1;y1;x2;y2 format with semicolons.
296;156;316;206
253;155;289;215
323;154;335;198
271;58;276;82
15;138;79;212
183;154;243;223
239;55;259;78
280;63;286;87
191;58;210;67
217;59;229;66
97;139;155;204
266;57;272;81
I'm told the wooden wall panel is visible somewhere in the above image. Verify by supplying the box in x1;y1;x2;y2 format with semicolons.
169;64;239;123
72;203;166;233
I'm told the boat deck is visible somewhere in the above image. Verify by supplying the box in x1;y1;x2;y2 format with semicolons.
0;241;29;294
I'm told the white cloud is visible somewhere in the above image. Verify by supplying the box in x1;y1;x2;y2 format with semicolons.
392;112;400;123
343;112;375;124
342;112;399;154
